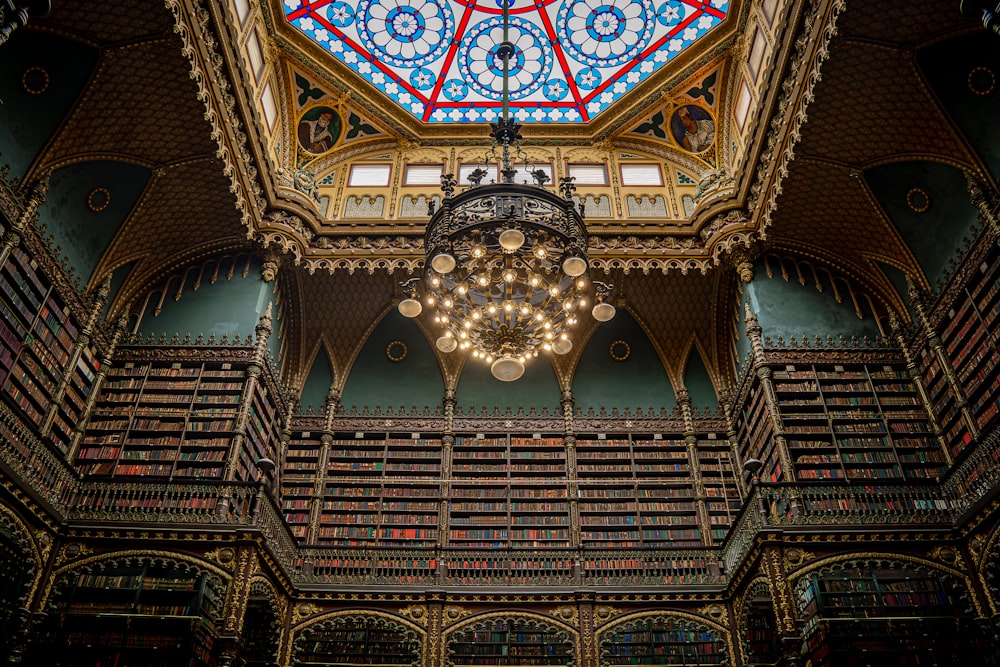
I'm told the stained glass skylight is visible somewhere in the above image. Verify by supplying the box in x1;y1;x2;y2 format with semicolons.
284;0;730;124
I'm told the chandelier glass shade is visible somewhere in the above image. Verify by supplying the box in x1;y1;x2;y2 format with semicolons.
397;0;614;381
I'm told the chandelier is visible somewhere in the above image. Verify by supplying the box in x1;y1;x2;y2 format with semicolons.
398;0;615;382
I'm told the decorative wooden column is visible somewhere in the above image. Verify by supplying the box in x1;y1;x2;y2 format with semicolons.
889;315;952;465
759;543;802;667
744;305;795;482
678;388;712;546
67;313;128;458
0;176;47;269
907;280;980;443
720;393;747;499
216;545;257;667
577;591;597;667
561;387;581;550
437;389;457;580
306;389;338;544
41;276;111;437
225;304;274;482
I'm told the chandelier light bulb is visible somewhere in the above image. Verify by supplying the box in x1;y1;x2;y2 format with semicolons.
549;286;560;296
431;252;457;274
534;246;547;258
464;319;472;328
563;299;573;311
552;337;572;355
535;312;543;321
488;304;497;314
443;298;453;308
576;279;586;289
478;276;489;286
503;271;515;282
562;255;587;277
426;295;436;305
471;244;486;258
472;310;481;319
430;277;440;287
460;331;468;339
580;298;587;307
498;229;525;251
520;304;531;316
592;301;617;322
486;355;494;363
543;343;551;350
398;298;422;318
491;356;526;381
460;341;470;349
457;285;467;295
504;302;513;312
436;336;458;353
530;276;540;287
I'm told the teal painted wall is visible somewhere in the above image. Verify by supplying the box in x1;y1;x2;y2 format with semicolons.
456;355;560;415
137;256;277;344
341;311;444;413
573;309;676;414
300;346;334;413
0;32;97;178
919;33;1000;182
38;161;150;285
682;347;717;410
866;161;980;287
742;270;880;342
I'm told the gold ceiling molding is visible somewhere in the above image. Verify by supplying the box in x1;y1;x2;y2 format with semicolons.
752;0;847;235
166;0;267;228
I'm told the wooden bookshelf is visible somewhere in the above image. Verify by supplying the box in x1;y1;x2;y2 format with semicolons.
0;246;98;452
798;564;986;667
76;349;283;482
447;617;574;667
450;435;570;548
287;433;441;547
919;239;1000;458
292;615;421;667
741;583;778;667
738;362;945;483
598;615;727;665
33;561;223;667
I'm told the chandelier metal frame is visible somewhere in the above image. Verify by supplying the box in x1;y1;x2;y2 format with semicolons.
399;0;615;381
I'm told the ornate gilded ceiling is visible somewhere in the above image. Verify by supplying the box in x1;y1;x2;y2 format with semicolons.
9;0;994;399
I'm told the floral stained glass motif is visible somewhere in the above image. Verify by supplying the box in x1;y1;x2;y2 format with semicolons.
285;0;729;124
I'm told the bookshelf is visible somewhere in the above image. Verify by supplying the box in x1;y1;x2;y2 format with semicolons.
598;615;727;665
451;434;570;548
35;560;224;667
798;564;986;666
446;617;574;667
0;246;97;452
737;362;945;483
241;588;281;667
919;239;1000;459
292;615;421;667
286;433;441;547
76;349;283;482
740;582;778;667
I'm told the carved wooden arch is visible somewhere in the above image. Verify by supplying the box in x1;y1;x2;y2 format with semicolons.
37;550;230;618
735;577;777;667
443;611;578;667
0;503;43;609
595;610;732;667
787;552;987;620
242;577;286;666
287;610;426;667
